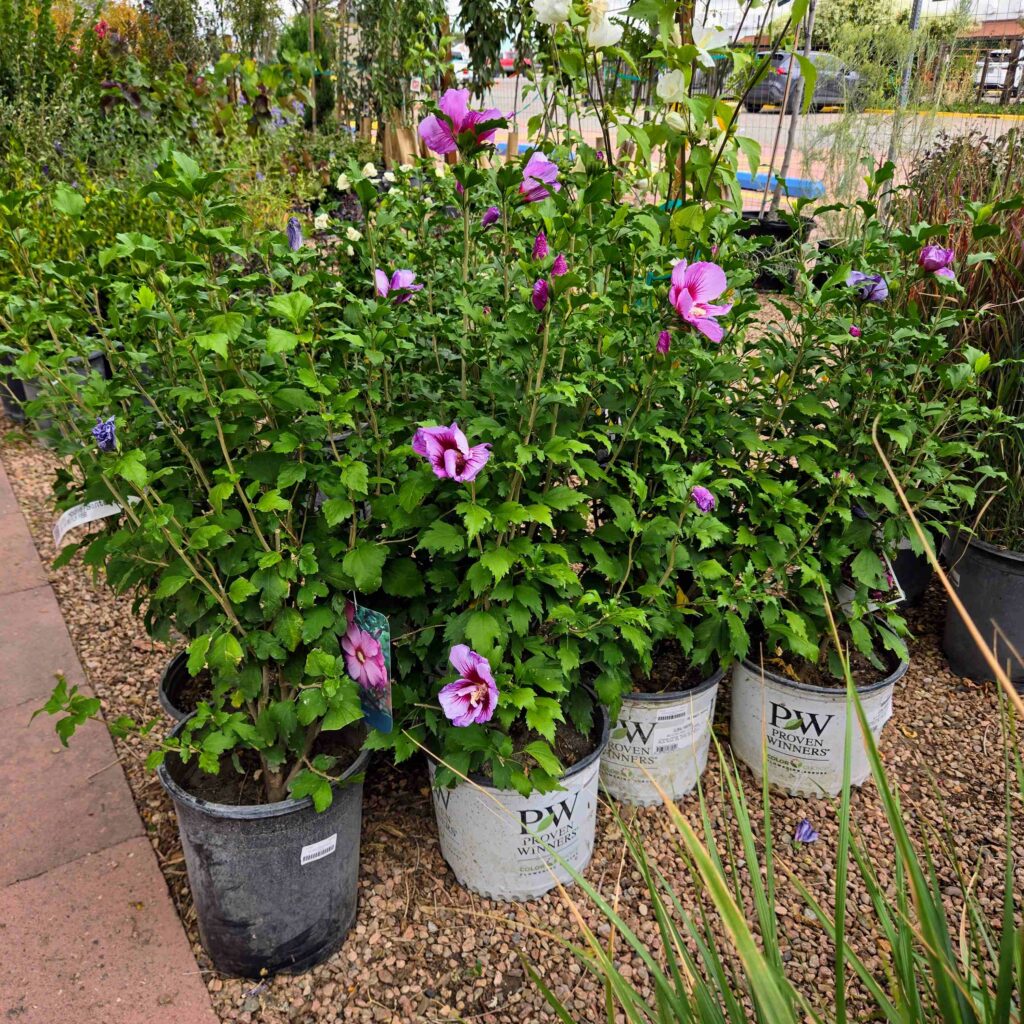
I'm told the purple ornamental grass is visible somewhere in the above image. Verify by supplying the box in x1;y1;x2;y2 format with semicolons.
481;206;500;229
532;278;550;312
794;819;820;843
918;244;956;280
286;216;303;251
374;268;423;304
418;88;505;155
846;270;889;303
439;645;498;726
669;260;732;343
551;253;568;277
412;422;491;482
691;485;716;512
532;230;549;260
519;151;561;203
91;415;116;453
656;330;671;355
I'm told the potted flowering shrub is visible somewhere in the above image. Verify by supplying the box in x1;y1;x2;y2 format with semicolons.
316;67;772;892
714;186;995;795
13;157;389;976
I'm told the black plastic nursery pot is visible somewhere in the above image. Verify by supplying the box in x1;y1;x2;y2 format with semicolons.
943;535;1024;690
158;717;371;977
735;212;814;290
892;542;934;607
159;651;211;721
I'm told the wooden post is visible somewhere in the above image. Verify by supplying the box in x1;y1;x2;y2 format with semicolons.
977;51;991;101
1000;40;1022;105
506;129;519;163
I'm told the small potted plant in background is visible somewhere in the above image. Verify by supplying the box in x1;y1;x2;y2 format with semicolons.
21;156;389;977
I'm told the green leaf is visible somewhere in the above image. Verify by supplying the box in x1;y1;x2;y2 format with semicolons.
522;739;563;777
322;497;354;527
114;451;148;489
305;648;338;677
457;502;491;541
302;605;335;643
255;489;291;513
383;557;425;597
341;462;369;495
289;769;333;811
266;327;299;355
52;184;85;218
209;632;243;669
480;547;517;582
194;332;229;358
343;542;387;592
153;573;189;599
187;634;211;675
268;292;314;326
297;688;327;725
274;607;303;650
464;610;501;652
417;521;465;555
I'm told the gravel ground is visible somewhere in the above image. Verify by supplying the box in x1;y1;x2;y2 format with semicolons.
3;418;1022;1024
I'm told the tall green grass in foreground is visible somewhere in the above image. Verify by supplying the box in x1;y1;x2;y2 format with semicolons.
530;688;1022;1024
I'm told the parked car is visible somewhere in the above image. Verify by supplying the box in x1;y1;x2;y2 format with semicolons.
744;51;861;112
499;49;531;75
974;50;1023;92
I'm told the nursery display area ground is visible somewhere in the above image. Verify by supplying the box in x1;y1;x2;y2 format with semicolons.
2;419;1021;1024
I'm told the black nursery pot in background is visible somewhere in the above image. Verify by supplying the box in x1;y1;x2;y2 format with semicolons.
158;717;371;977
734;213;814;290
943;535;1024;691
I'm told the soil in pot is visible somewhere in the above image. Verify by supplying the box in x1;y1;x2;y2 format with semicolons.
630;639;709;694
167;729;364;805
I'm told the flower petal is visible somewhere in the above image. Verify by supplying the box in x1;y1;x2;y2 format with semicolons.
438;87;470;132
458;444;492;481
449;644;477;677
374;269;390;297
417;113;457;154
693;316;724;343
683;261;728;302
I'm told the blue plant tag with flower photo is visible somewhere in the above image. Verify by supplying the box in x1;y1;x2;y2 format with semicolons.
343;600;393;733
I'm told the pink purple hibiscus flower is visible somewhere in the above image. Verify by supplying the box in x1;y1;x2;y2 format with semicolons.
519;151;561;203
439;645;498;727
418;88;505;155
846;270;889;303
668;260;732;343
412;422;491;482
374;268;423;303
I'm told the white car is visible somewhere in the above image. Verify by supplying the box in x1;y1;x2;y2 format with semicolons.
974;50;1023;92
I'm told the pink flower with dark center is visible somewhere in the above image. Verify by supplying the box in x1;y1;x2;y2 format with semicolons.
342;623;388;691
532;278;550;312
532;230;548;259
551;253;568;276
656;330;671;355
668;260;732;343
418;88;505;155
374;268;423;303
519;151;561;203
439;645;498;726
412;422;491;482
691;485;716;512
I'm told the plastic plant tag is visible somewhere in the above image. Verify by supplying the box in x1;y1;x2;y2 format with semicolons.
344;600;393;733
52;496;140;547
300;833;337;866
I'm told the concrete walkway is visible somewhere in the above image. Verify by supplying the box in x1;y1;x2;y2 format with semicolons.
0;459;217;1024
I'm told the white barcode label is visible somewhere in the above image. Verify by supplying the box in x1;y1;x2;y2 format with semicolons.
300;833;337;866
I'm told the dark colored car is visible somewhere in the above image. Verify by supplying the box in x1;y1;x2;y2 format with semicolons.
744;51;861;112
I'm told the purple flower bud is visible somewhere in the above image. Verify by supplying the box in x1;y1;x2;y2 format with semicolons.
849;324;861;337
91;415;117;453
551;252;568;277
532;230;549;260
690;485;715;512
531;278;549;312
656;330;671;355
286;217;303;251
794;819;820;843
919;244;956;280
481;206;500;229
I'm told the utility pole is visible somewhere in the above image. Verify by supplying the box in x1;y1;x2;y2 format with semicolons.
884;0;923;167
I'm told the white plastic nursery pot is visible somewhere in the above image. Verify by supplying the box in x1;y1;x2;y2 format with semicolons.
429;708;609;901
729;657;908;797
600;666;726;806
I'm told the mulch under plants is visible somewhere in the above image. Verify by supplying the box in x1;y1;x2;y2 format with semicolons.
3;418;1022;1024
